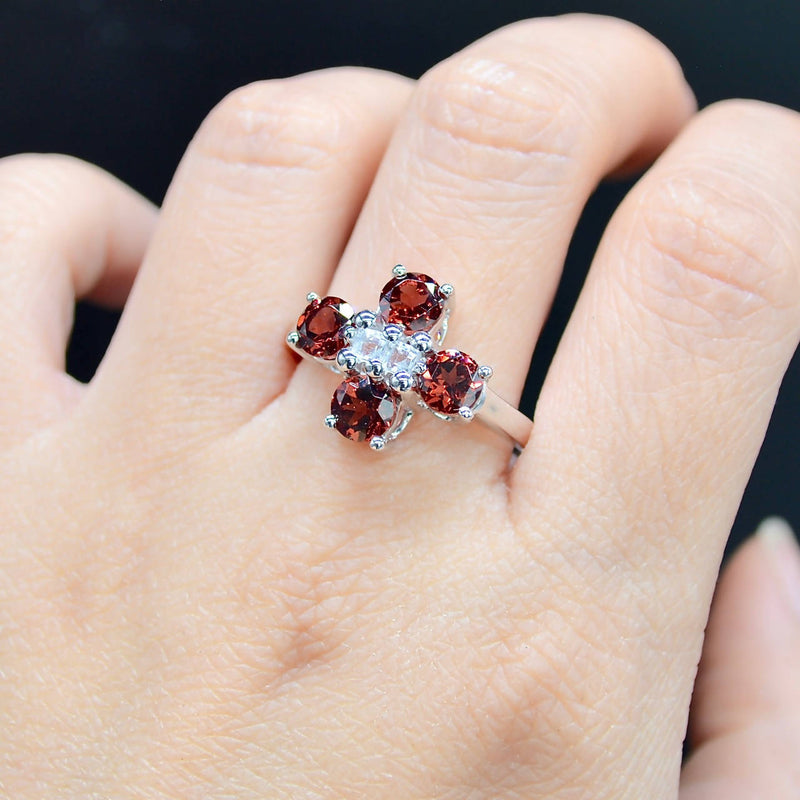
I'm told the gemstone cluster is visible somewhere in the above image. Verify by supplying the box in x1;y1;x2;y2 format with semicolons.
287;266;492;449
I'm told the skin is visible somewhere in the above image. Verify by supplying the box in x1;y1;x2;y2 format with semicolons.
0;12;798;798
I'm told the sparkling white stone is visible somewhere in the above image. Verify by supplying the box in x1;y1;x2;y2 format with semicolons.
347;323;425;379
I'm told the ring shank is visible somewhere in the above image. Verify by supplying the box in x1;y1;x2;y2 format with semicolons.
475;388;532;451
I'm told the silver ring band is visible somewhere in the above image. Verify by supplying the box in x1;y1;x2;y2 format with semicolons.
475;388;532;451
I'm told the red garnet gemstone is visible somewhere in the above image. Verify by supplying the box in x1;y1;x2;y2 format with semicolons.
379;272;444;332
331;377;399;442
295;296;353;359
418;349;483;415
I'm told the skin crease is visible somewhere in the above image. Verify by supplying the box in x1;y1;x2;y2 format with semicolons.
0;12;799;799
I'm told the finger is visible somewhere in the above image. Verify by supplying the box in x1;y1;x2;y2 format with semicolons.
301;14;693;467
0;154;156;445
514;101;800;791
681;519;800;799
91;68;412;437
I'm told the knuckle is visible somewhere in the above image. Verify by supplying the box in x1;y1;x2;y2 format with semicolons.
468;596;636;790
0;152;86;203
196;77;361;173
0;151;74;180
267;566;355;677
413;48;585;180
236;537;373;685
410;12;679;182
0;154;95;251
632;167;800;324
701;97;800;136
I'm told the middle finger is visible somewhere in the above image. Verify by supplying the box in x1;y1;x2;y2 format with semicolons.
89;68;412;440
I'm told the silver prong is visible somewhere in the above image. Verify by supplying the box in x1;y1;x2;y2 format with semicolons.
477;365;493;380
354;310;377;329
369;435;387;451
410;331;433;352
342;325;356;342
392;264;407;278
367;360;384;379
458;406;474;421
306;291;320;303
389;371;413;392
324;414;338;429
439;283;454;299
286;331;300;346
383;324;403;341
336;348;357;371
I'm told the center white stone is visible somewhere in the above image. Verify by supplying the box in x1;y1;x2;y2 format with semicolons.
348;326;424;377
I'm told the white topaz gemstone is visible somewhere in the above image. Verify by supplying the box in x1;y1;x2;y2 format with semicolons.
348;325;425;378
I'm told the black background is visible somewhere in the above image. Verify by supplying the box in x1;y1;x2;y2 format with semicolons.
1;0;797;553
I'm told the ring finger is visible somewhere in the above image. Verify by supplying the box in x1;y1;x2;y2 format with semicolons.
294;14;694;471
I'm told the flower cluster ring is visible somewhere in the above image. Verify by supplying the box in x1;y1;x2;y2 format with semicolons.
286;264;532;452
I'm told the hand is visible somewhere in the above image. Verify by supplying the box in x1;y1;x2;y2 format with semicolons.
1;14;798;798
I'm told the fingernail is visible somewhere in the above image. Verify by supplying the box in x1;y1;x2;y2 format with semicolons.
757;517;800;620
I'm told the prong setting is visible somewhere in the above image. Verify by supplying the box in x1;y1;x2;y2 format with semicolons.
477;365;493;380
367;360;384;379
286;331;300;346
383;324;403;342
389;371;414;392
439;283;454;299
336;348;357;371
410;331;433;352
458;406;474;421
306;291;320;303
324;414;338;429
354;310;377;329
392;264;407;277
369;436;387;451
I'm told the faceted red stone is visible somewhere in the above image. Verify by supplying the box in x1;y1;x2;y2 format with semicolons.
418;349;483;415
295;296;353;359
331;377;400;442
378;272;444;332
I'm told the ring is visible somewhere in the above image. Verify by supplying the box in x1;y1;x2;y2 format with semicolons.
286;265;533;452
